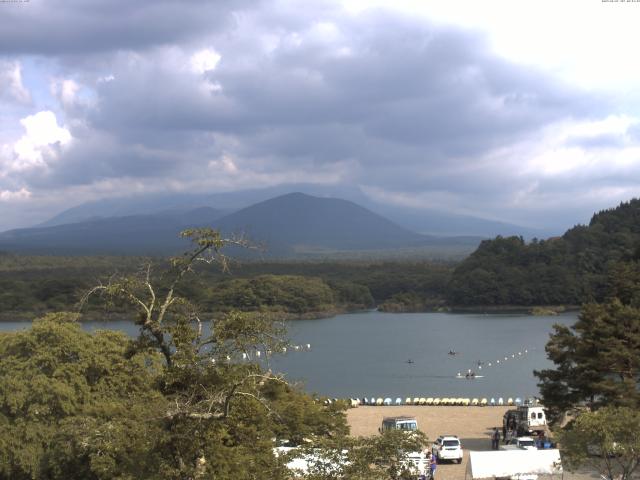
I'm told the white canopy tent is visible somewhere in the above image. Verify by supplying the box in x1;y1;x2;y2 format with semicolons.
467;450;563;480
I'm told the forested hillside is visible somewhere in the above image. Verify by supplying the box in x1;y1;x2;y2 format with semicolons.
448;199;640;306
0;255;451;319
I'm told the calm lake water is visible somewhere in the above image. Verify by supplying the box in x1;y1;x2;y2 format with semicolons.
0;311;578;400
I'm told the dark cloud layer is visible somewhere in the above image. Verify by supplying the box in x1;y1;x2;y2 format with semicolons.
0;0;251;55
0;1;636;231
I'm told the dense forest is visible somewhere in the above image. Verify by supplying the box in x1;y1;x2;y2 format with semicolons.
448;199;640;306
0;255;452;319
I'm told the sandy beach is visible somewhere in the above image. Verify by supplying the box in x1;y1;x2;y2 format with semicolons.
347;406;595;480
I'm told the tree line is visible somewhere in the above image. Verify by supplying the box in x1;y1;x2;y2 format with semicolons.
0;254;452;319
448;199;640;306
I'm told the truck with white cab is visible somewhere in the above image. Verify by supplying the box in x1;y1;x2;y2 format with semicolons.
503;401;547;436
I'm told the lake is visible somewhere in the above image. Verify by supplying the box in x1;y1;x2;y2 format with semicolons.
0;310;578;400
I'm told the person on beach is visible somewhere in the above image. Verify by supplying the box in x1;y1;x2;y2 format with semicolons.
491;427;500;449
423;452;432;480
429;452;437;479
504;428;512;444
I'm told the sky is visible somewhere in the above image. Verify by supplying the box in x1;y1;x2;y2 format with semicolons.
1;0;640;232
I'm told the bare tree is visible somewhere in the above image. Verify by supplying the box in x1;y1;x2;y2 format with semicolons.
80;228;290;477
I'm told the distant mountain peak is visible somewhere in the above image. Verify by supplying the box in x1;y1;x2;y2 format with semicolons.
0;192;482;256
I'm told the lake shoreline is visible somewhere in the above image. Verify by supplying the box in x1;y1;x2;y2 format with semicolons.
0;304;581;323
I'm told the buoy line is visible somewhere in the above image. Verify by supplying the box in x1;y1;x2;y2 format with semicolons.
340;396;528;407
458;347;535;376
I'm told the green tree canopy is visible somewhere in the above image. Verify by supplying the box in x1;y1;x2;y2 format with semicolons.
0;312;165;480
535;299;640;423
558;406;640;480
449;199;640;307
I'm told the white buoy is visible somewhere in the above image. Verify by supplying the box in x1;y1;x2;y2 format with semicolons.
518;352;522;355
294;345;300;351
525;349;528;353
512;354;515;358
478;366;482;370
497;360;500;364
504;356;508;360
306;343;311;350
488;362;492;366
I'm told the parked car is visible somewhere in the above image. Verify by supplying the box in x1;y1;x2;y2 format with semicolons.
501;436;537;451
380;416;418;432
432;435;463;463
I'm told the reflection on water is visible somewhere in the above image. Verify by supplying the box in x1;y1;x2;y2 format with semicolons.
0;310;577;399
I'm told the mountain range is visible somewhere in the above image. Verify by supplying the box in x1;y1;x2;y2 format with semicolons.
0;193;484;256
37;184;551;238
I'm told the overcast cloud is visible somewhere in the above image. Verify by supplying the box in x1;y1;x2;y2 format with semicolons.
0;0;639;232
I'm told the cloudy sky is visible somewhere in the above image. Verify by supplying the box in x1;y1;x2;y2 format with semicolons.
1;0;640;232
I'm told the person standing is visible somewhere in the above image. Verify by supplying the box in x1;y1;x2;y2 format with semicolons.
491;427;500;450
430;451;437;479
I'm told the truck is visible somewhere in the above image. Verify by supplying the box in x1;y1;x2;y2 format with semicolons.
503;402;547;437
